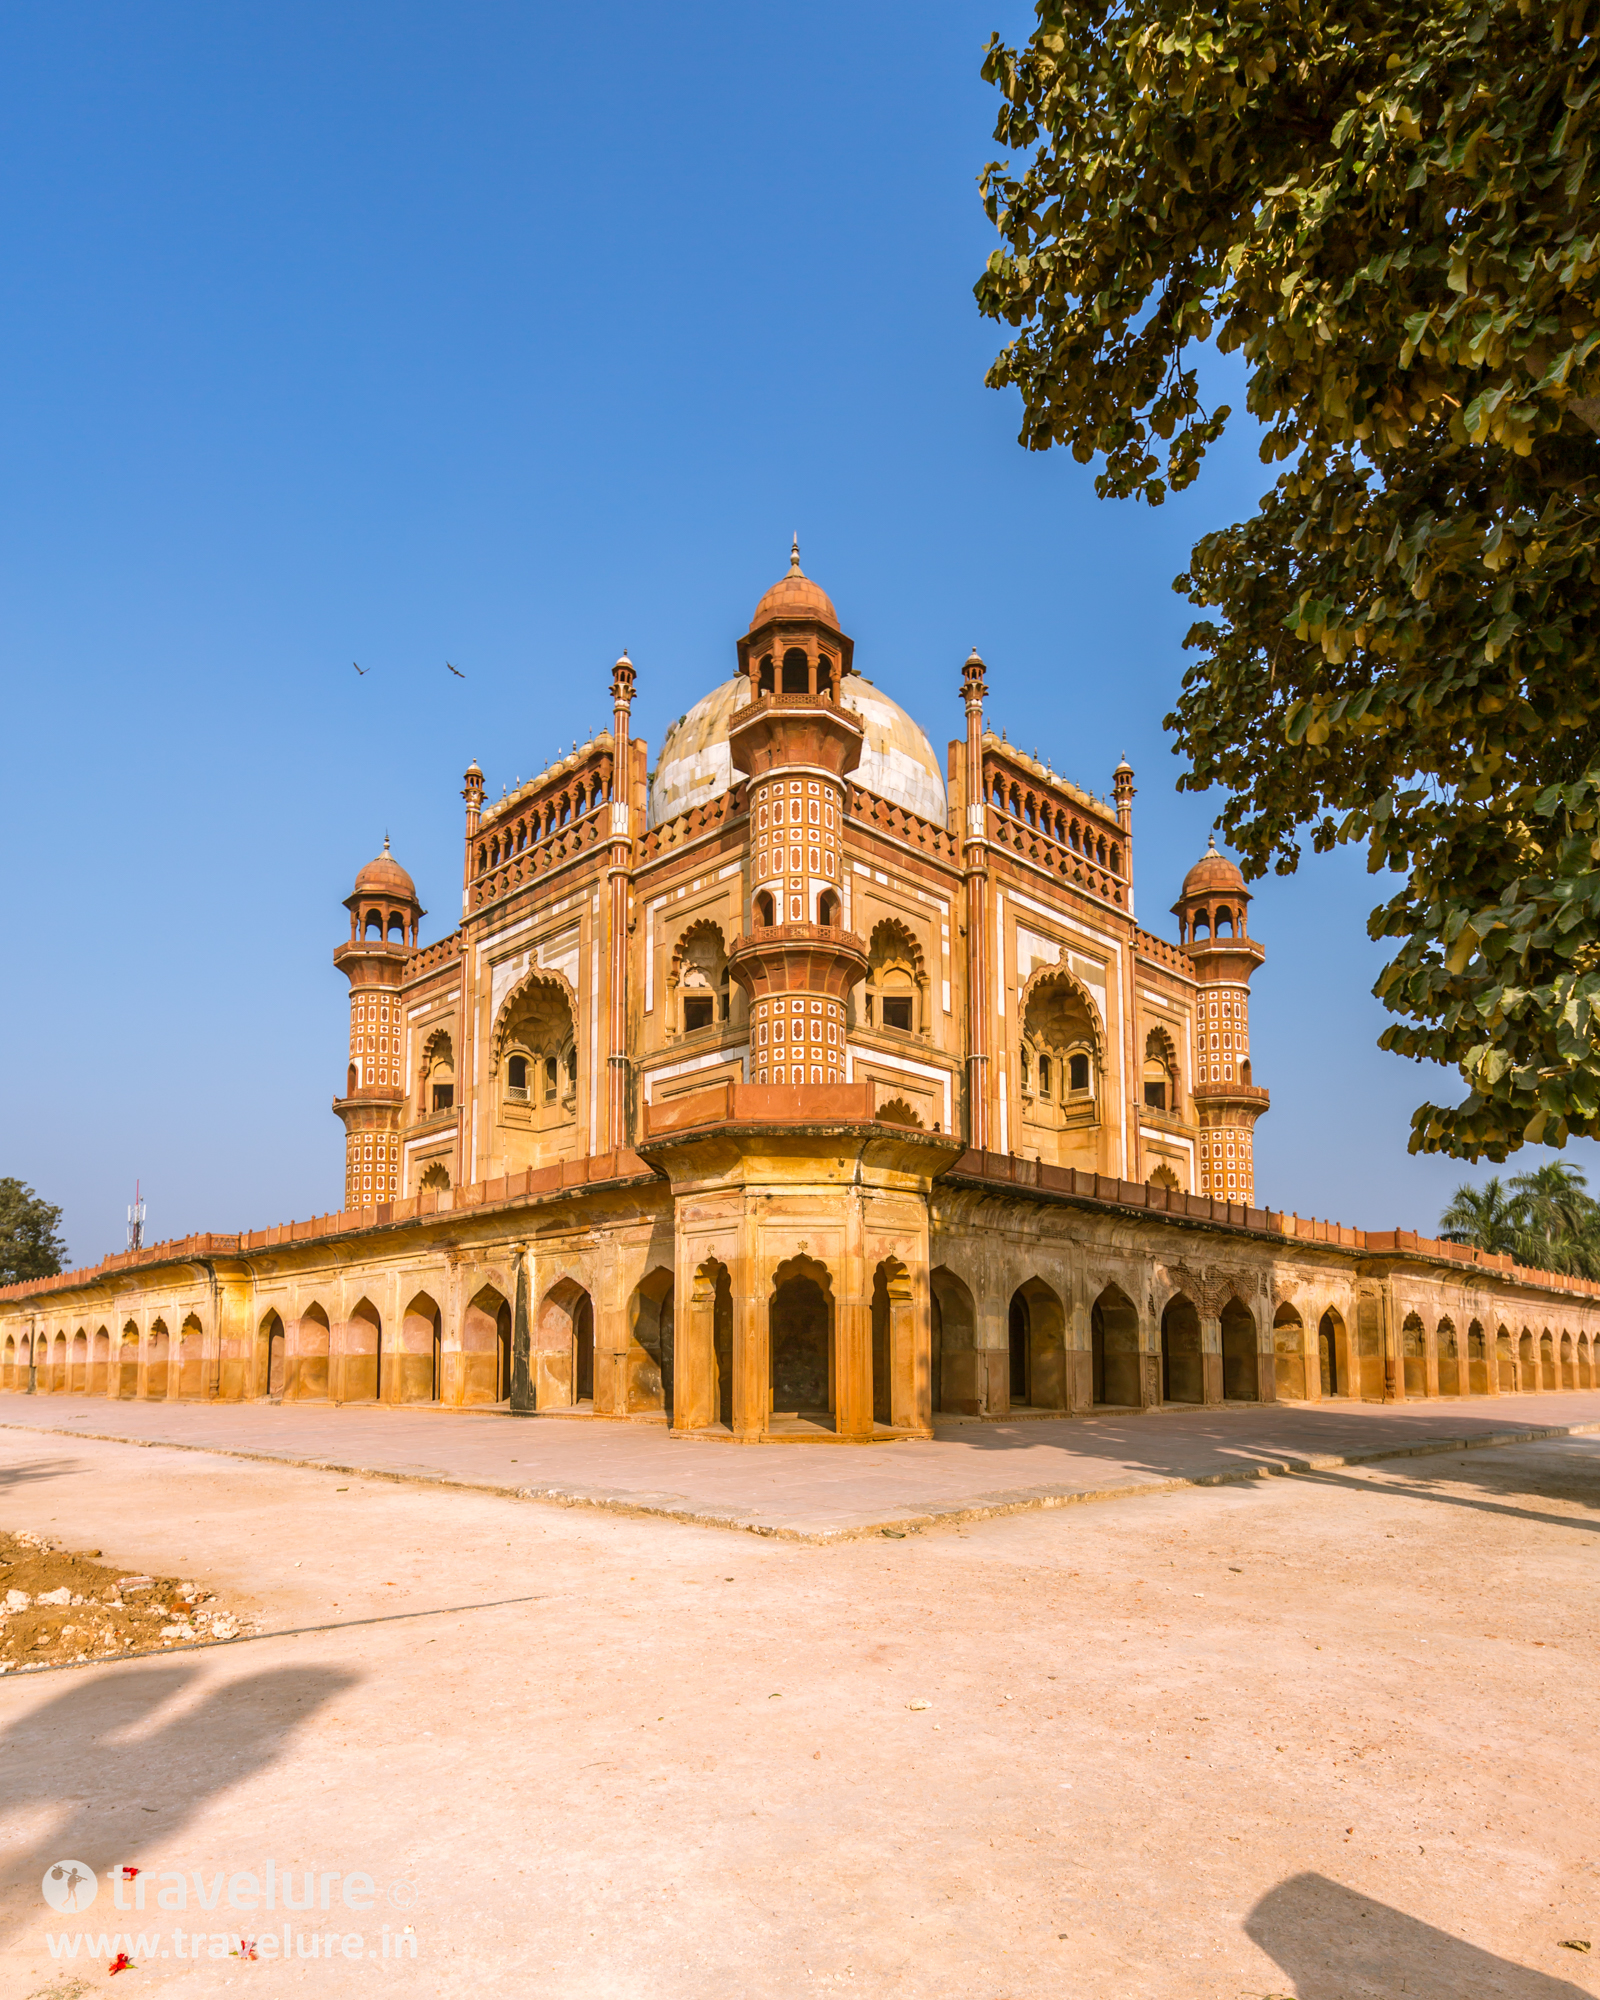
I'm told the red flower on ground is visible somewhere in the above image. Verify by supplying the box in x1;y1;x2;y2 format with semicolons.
109;1950;135;1973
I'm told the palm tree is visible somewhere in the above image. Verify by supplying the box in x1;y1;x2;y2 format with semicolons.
1439;1177;1520;1255
1507;1161;1591;1253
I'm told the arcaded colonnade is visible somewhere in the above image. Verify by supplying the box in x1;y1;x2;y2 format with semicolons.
5;1149;1598;1439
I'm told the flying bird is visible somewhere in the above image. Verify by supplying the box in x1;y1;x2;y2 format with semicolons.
447;662;465;678
353;661;367;676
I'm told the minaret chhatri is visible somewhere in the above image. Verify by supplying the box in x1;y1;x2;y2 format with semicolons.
1173;836;1268;1203
333;838;424;1209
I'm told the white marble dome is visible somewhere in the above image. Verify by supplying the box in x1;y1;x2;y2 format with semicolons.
647;674;949;829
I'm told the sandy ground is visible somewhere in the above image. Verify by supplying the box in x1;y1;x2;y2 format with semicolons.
2;1426;1598;1999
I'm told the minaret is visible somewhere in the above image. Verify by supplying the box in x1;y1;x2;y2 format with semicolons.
333;839;424;1209
727;539;868;1084
606;652;636;1145
1113;756;1135;835
1173;836;1268;1203
460;759;484;917
961;648;991;1150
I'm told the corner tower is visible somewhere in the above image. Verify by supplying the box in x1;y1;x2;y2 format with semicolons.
727;540;870;1080
1174;837;1267;1202
333;839;423;1208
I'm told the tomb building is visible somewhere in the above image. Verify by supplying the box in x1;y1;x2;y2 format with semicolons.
7;549;1598;1429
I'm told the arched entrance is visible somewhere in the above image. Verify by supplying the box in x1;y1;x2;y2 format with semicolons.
179;1314;204;1398
1518;1329;1536;1391
69;1330;88;1394
1273;1304;1305;1401
1540;1331;1556;1391
1436;1318;1460;1395
295;1304;331;1400
345;1299;382;1401
91;1327;110;1396
402;1293;442;1402
771;1260;832;1420
1220;1297;1259;1400
1008;1279;1066;1410
929;1267;977;1415
1161;1294;1203;1403
533;1279;593;1409
256;1311;284;1399
118;1324;140;1399
1468;1321;1488;1395
1318;1310;1344;1397
633;1267;675;1418
1091;1284;1141;1407
1401;1314;1427;1397
146;1321;170;1400
1496;1327;1515;1392
462;1285;511;1405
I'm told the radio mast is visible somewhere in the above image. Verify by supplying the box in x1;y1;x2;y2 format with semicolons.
127;1179;145;1251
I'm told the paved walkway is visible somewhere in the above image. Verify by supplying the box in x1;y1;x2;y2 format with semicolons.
6;1388;1600;1538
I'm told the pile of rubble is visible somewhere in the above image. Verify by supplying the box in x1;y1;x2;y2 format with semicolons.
0;1531;251;1670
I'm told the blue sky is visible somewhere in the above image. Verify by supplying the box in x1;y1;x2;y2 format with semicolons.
3;1;1576;1263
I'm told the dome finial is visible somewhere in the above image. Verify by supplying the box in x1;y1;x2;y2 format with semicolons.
790;532;802;574
383;831;391;854
1206;831;1218;854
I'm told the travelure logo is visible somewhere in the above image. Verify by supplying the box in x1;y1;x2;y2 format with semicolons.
42;1863;97;1913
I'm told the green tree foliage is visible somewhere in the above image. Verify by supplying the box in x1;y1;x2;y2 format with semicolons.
0;1179;68;1286
1440;1160;1600;1272
975;0;1600;1160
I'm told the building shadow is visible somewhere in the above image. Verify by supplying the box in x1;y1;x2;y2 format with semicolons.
1245;1871;1593;1999
0;1455;92;1494
2;1660;357;1944
931;1409;1600;1535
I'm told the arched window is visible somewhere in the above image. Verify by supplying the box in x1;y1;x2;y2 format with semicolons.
492;974;578;1131
419;1161;450;1192
1022;972;1101;1119
422;1029;455;1112
672;920;731;1036
753;889;775;926
818;887;841;927
862;919;925;1035
781;647;809;694
1143;1027;1177;1112
817;653;835;698
758;654;775;694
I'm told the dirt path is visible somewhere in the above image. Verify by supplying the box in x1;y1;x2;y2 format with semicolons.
1;1426;1597;1997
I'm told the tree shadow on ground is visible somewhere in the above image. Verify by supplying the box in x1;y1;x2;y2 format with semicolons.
0;1457;92;1494
1;1660;357;1946
1246;1871;1593;1999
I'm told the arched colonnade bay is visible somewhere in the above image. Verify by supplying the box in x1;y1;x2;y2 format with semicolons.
6;1169;1600;1430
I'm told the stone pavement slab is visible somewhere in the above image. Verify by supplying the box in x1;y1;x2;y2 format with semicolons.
5;1388;1600;1538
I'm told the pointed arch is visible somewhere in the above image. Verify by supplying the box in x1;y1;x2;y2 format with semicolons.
489;968;578;1077
1143;1024;1179;1112
670;918;731;1032
1091;1283;1141;1407
863;918;928;1035
1020;965;1106;1104
1273;1301;1306;1401
402;1290;443;1403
